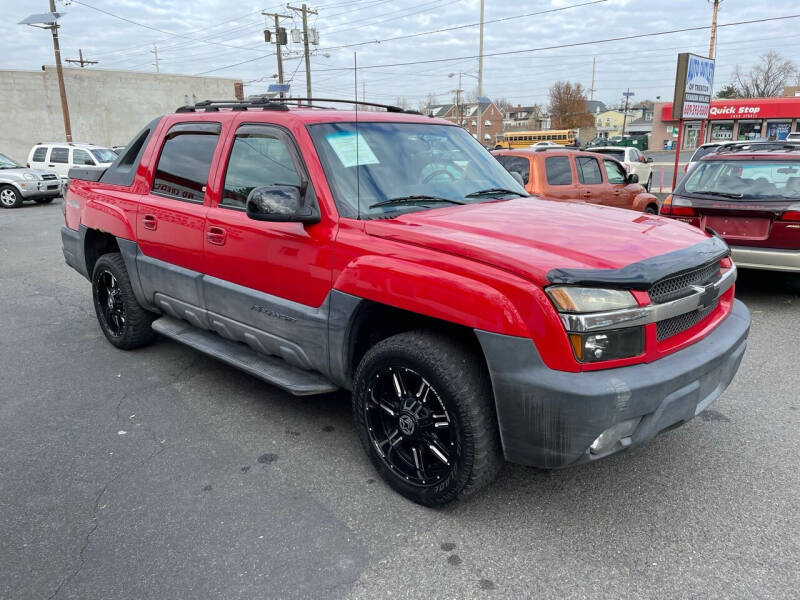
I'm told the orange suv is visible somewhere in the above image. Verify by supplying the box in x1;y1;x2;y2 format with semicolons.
492;148;661;213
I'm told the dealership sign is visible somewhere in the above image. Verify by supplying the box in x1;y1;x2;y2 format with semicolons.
672;53;715;120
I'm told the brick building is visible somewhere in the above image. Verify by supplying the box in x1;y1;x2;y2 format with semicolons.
426;100;505;146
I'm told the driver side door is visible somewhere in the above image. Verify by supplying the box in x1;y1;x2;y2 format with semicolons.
602;158;634;209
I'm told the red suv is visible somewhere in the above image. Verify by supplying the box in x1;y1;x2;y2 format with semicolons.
60;99;750;505
661;143;800;273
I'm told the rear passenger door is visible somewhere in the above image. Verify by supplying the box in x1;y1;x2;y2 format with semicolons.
135;121;223;310
48;147;70;179
543;155;580;200
575;156;606;203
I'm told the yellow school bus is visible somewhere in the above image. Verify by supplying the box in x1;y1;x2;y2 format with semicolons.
496;129;578;149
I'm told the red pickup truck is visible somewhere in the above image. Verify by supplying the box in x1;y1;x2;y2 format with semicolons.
61;99;750;506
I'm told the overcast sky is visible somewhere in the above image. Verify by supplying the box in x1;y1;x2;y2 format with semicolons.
5;0;800;109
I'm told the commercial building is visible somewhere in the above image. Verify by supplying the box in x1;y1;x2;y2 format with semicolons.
0;66;242;163
652;97;800;150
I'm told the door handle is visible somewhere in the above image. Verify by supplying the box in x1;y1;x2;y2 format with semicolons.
142;213;157;230
582;190;591;197
206;226;227;246
48;164;55;167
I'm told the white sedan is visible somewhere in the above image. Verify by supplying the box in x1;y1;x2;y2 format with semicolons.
589;146;654;191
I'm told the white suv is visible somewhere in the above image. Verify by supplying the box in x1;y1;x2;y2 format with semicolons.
588;146;654;191
27;143;117;181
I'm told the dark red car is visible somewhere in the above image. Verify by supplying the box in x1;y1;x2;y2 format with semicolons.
661;143;800;273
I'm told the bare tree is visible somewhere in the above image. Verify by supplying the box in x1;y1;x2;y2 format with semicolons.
730;51;798;98
493;97;512;116
548;81;594;129
715;84;739;99
394;97;410;110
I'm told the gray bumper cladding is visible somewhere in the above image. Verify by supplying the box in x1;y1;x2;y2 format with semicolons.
476;299;751;468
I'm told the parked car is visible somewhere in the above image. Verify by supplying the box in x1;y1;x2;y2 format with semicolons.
530;141;560;148
661;144;800;273
685;142;726;175
27;142;117;181
588;146;654;191
492;147;661;213
785;132;800;143
62;99;749;506
0;152;61;209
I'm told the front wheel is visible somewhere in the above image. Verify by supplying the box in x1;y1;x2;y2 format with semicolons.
91;253;156;350
353;331;502;506
0;185;22;209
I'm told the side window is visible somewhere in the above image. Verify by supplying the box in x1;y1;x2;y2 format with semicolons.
604;160;627;184
545;156;573;185
152;122;221;202
576;157;603;184
32;147;47;162
50;147;69;164
221;126;302;209
73;149;94;166
496;156;530;185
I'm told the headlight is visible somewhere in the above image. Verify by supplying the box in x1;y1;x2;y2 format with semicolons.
546;286;636;313
568;328;644;363
23;173;38;181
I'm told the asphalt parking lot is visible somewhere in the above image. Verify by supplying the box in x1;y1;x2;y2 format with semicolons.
1;199;798;600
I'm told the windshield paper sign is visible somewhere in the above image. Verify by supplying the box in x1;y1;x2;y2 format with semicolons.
672;53;715;120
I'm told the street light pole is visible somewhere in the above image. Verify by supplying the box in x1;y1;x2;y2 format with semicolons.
48;0;72;142
477;0;485;145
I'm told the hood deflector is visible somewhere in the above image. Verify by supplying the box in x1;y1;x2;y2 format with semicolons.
546;235;730;290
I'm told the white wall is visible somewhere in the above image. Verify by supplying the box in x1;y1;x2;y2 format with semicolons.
0;67;240;162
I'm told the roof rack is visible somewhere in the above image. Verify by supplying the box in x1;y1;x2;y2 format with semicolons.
175;97;421;114
714;141;800;153
534;146;577;152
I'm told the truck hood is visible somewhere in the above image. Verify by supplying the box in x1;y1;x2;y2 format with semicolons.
364;198;715;287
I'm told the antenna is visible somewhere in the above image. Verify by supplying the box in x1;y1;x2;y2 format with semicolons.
354;51;360;221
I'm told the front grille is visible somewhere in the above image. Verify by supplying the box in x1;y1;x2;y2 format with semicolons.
41;173;58;181
649;260;720;304
656;303;717;341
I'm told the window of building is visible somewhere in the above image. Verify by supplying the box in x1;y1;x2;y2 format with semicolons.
72;149;94;166
32;147;47;162
221;126;302;210
545;156;573;185
737;121;762;141
576;157;603;184
152;122;221;202
485;120;491;126
710;123;733;141
50;147;69;164
604;159;627;184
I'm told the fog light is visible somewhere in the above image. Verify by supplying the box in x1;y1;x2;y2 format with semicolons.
568;327;644;363
589;417;641;455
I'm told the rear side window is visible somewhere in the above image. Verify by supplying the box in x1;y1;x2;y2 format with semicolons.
604;160;627;184
495;155;530;185
32;147;47;162
50;147;69;164
576;157;603;184
152;122;221;202
73;149;94;166
545;156;573;185
690;145;720;162
101;117;161;187
222;125;302;209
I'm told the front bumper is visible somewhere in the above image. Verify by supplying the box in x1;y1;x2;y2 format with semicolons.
18;180;62;198
731;246;800;273
476;299;751;468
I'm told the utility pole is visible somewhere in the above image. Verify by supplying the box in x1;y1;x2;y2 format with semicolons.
151;45;159;73
48;0;71;142
589;57;596;100
621;89;634;138
263;12;290;97
476;0;485;145
65;48;97;67
708;0;722;58
288;4;318;105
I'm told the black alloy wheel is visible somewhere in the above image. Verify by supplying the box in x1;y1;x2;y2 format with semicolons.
95;269;126;337
364;366;455;487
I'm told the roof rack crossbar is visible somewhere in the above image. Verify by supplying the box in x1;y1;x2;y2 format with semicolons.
175;98;421;114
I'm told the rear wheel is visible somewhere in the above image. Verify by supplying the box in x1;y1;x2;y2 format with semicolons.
91;253;156;350
0;185;22;209
353;330;502;506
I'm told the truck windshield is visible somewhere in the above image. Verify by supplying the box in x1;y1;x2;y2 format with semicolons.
308;121;527;218
681;160;800;199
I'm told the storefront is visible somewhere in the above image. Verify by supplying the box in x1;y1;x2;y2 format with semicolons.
652;97;800;150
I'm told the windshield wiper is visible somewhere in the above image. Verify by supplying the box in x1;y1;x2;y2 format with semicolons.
690;190;744;199
464;187;527;198
369;195;464;209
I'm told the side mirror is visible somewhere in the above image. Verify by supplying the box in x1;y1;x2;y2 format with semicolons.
645;156;654;163
626;173;639;184
246;185;319;224
509;171;526;186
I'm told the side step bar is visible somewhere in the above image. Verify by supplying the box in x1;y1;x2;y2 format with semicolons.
152;316;338;396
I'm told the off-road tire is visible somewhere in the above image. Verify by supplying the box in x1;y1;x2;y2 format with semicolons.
0;185;23;209
91;253;156;350
353;330;502;506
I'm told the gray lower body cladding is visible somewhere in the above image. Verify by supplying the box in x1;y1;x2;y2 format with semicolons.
476;299;751;468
